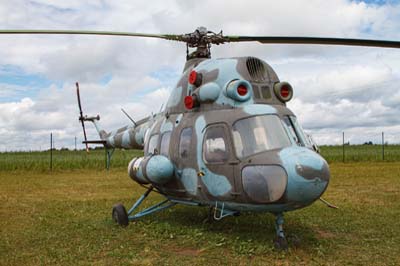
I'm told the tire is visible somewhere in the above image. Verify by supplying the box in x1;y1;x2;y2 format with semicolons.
112;203;129;227
273;236;288;250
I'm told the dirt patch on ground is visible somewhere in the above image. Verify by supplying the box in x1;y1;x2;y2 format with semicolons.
167;245;205;256
315;228;336;239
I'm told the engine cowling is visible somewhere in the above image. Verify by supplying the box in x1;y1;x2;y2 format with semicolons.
128;155;174;185
128;157;148;184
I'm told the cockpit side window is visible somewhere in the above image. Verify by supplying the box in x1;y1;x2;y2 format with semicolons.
203;126;228;163
283;116;301;145
283;116;312;148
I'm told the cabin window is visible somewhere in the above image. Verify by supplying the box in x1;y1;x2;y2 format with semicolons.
147;134;159;155
160;131;171;156
179;127;192;158
203;126;228;163
232;115;291;158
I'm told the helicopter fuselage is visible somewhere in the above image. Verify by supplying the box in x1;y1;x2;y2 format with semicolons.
103;56;330;214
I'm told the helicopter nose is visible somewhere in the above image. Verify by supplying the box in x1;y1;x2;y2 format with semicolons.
279;147;330;205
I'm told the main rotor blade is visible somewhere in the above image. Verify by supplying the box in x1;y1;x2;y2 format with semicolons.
0;29;181;41
2;29;399;49
225;36;400;49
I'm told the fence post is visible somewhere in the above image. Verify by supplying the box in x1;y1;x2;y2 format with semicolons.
342;132;345;163
50;133;53;171
382;132;385;161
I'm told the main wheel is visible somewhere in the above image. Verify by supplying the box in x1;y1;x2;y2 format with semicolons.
273;236;288;250
112;203;129;227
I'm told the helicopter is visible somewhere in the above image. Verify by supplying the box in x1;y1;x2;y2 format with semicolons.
1;27;400;249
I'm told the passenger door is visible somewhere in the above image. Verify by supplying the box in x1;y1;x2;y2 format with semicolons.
200;123;236;201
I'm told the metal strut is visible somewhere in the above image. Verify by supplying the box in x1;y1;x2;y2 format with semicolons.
213;201;239;220
105;148;114;170
274;213;285;239
126;186;177;221
273;212;288;250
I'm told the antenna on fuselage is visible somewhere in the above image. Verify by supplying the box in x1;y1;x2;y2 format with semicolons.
121;108;136;126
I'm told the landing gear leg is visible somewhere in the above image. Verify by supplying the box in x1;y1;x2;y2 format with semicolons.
112;186;177;227
105;148;115;170
273;213;288;250
203;206;215;223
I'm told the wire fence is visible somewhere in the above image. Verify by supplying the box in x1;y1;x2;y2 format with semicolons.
310;131;399;162
0;131;399;171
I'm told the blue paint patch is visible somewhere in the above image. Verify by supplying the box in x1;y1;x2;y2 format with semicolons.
135;124;148;146
198;82;220;102
166;86;182;108
180;168;198;195
121;130;130;148
160;119;173;133
195;116;232;197
196;59;254;107
243;104;276;115
279;146;328;202
146;155;174;185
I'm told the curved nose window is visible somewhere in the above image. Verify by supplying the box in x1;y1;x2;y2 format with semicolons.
242;165;287;203
203;126;228;163
232;115;291;158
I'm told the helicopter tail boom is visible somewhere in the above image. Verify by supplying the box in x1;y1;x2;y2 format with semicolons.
75;82;157;151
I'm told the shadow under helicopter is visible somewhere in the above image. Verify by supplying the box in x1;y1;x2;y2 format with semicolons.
127;202;331;252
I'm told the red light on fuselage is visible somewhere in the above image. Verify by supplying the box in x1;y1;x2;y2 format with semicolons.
189;71;197;85
184;96;194;109
280;86;290;98
237;85;248;96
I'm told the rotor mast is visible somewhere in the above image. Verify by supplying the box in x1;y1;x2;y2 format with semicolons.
180;27;226;60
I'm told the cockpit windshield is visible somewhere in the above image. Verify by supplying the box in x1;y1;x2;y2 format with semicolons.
232;115;291;158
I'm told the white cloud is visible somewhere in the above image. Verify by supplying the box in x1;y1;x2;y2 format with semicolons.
0;0;400;150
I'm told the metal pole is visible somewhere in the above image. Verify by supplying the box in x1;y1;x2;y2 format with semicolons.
342;132;345;163
50;133;53;171
382;132;385;161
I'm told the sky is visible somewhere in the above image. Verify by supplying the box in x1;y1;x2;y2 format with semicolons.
0;0;400;151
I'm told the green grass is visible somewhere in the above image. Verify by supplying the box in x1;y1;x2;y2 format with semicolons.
0;149;143;171
1;145;399;172
320;144;400;163
1;162;400;265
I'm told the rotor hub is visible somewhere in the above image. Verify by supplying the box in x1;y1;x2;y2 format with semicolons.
169;27;227;60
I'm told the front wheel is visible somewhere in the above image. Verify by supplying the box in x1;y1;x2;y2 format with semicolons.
112;203;129;227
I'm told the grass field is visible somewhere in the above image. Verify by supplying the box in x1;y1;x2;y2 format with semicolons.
1;144;400;172
1;158;400;265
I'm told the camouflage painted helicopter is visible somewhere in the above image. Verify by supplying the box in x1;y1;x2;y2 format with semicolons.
2;27;400;249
